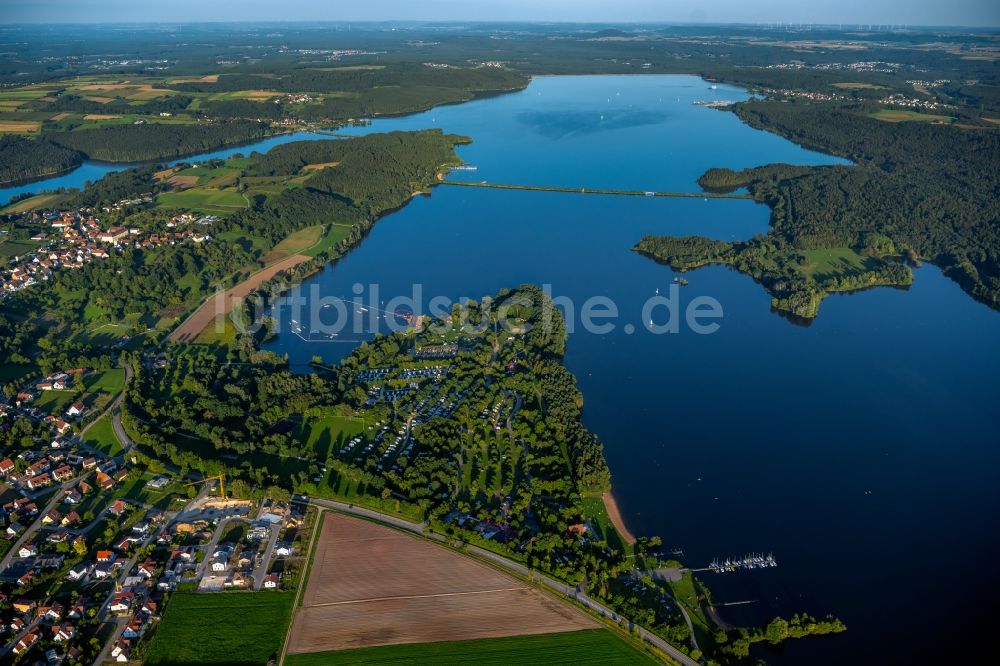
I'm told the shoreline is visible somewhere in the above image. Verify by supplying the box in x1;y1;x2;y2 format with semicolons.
601;491;637;546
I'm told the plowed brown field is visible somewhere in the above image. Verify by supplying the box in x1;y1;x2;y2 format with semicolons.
286;513;596;654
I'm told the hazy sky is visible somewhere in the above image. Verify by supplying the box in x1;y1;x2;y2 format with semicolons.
4;0;998;27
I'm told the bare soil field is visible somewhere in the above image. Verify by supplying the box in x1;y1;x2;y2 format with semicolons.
0;121;40;132
286;513;596;654
168;74;220;84
167;253;311;342
301;161;340;172
83;114;120;120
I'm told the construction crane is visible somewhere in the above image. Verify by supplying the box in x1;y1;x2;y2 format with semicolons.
184;473;226;499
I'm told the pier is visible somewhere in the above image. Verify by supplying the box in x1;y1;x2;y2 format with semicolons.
691;552;777;574
440;180;752;199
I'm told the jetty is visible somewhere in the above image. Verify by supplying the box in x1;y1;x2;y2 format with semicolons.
440;180;752;199
691;552;777;574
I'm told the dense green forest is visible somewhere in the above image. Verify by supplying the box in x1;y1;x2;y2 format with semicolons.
164;63;526;96
637;98;1000;317
0;135;83;185
48;120;271;162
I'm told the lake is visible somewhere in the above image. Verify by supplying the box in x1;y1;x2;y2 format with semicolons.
6;74;997;663
0;131;337;205
262;76;1000;664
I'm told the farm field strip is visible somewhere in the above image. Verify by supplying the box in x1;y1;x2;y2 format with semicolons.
286;513;596;654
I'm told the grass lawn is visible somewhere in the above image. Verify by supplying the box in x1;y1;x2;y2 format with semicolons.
157;186;247;215
88;368;125;394
146;591;295;666
284;629;660;665
869;108;953;123
667;571;715;649
797;247;882;283
301;223;354;258
83;415;123;456
581;496;627;553
295;414;365;460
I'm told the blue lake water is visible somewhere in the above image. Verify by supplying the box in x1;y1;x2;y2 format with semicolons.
262;76;1000;664
7;75;997;662
0;131;336;205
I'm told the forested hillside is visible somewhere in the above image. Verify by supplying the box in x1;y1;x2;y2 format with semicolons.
0;135;83;185
637;98;1000;317
49;120;271;162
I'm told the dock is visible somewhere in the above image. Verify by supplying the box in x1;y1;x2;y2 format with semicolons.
440;180;752;199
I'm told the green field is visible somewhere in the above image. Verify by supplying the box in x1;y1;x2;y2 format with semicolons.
869;108;953;123
797;247;881;282
82;415;123;456
295;413;365;460
0;193;64;213
263;224;325;262
157;186;248;215
581;496;627;553
0;238;42;262
284;630;660;665
145;591;295;665
302;223;354;258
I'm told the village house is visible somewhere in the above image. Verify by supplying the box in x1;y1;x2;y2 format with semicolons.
263;573;280;589
0;457;14;475
52;623;75;642
109;591;134;614
12;598;37;614
111;638;132;662
51;464;74;482
13;629;39;655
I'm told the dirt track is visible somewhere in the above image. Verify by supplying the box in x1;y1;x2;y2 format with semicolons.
286;513;596;654
168;254;311;342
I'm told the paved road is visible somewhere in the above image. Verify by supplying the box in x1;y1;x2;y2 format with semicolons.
110;365;134;453
252;521;280;591
0;478;78;573
91;488;204;666
307;498;700;666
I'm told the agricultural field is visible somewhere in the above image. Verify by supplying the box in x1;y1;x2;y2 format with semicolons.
260;225;325;263
0;193;64;213
0;120;41;133
284;629;660;666
869;108;954;123
831;82;886;90
0;238;43;265
286;513;596;656
144;591;296;666
156;186;248;215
